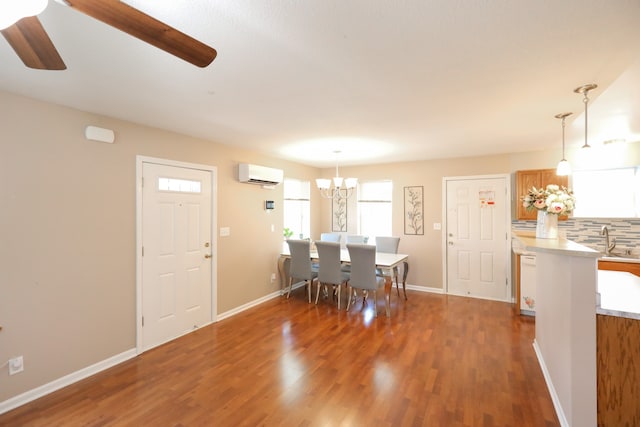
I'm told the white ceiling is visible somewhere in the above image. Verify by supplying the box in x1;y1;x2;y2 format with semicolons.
1;0;640;167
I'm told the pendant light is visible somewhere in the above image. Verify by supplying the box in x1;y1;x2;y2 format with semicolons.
574;83;597;149
555;112;573;176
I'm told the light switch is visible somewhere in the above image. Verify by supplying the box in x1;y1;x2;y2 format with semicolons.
219;227;231;237
433;223;442;230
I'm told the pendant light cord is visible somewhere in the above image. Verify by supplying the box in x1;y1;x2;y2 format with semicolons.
574;83;597;149
562;116;567;158
583;93;590;149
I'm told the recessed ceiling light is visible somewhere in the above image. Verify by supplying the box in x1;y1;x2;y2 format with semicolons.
602;138;626;145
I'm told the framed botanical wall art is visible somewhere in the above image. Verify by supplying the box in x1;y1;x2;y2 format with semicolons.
404;186;424;235
332;197;347;232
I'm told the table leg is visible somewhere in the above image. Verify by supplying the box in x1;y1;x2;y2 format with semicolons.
384;275;392;317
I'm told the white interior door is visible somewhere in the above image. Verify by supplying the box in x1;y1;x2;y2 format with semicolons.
141;162;213;351
445;176;510;301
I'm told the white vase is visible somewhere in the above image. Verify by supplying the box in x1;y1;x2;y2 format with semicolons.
536;210;558;239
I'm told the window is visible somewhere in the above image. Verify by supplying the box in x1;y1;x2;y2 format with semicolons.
158;177;201;193
357;180;392;239
283;178;310;239
572;167;640;218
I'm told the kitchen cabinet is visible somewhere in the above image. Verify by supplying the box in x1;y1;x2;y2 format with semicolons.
598;260;640;277
596;313;640;426
515;169;569;220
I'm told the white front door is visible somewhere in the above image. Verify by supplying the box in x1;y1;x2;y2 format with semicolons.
141;162;213;351
445;176;510;301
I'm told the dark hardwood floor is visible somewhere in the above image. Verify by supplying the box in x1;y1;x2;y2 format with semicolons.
0;290;559;426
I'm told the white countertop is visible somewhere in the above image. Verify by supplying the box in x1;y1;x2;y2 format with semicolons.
514;231;600;258
597;270;640;320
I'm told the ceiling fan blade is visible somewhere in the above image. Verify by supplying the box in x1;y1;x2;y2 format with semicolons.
64;0;217;67
1;16;66;70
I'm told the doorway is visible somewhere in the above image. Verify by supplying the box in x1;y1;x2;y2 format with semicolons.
136;156;217;353
443;174;511;301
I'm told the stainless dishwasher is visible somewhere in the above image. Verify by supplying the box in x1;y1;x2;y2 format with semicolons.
520;254;536;316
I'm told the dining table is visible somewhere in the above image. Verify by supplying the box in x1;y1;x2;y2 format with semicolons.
278;247;409;317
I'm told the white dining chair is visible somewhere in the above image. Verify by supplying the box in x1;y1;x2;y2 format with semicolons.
346;243;385;317
314;241;350;309
286;239;318;303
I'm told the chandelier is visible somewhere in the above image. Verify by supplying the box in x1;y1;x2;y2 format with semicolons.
316;151;357;200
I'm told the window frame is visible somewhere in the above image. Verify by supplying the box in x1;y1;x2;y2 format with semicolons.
571;166;640;219
356;180;393;239
283;178;311;239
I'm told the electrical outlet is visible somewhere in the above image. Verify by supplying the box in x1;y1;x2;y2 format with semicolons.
9;356;24;375
270;273;276;283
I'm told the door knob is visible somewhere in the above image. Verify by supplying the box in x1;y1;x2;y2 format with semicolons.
204;254;212;259
448;241;454;245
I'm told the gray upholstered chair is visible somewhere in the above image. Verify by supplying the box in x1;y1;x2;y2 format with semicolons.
286;239;318;303
374;236;407;299
320;233;341;243
346;243;385;317
374;236;400;254
314;241;350;309
346;235;368;244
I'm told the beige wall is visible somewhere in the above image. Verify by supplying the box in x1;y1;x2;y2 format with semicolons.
5;88;636;405
317;155;514;291
0;91;319;402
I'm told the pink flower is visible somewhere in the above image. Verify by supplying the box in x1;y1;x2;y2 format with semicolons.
549;203;564;213
534;199;546;209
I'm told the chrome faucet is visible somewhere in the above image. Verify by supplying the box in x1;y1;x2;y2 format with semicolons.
601;226;616;255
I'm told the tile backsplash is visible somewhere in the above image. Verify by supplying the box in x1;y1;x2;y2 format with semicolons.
512;218;640;254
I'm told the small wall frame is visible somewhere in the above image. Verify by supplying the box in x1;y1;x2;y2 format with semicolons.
404;186;424;235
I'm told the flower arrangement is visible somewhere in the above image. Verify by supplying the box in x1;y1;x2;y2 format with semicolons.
522;184;576;215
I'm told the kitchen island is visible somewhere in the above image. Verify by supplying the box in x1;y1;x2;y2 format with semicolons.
515;233;599;427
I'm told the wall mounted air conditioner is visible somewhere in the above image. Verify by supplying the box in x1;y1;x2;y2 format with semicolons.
238;163;284;186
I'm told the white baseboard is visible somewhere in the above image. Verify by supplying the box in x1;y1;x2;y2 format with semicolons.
216;281;307;321
532;340;568;427
217;291;281;321
0;348;137;415
404;283;444;294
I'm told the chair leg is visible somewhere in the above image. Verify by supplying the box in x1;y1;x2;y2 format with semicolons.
402;261;409;300
315;281;322;304
336;284;341;310
373;290;378;317
346;286;352;311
